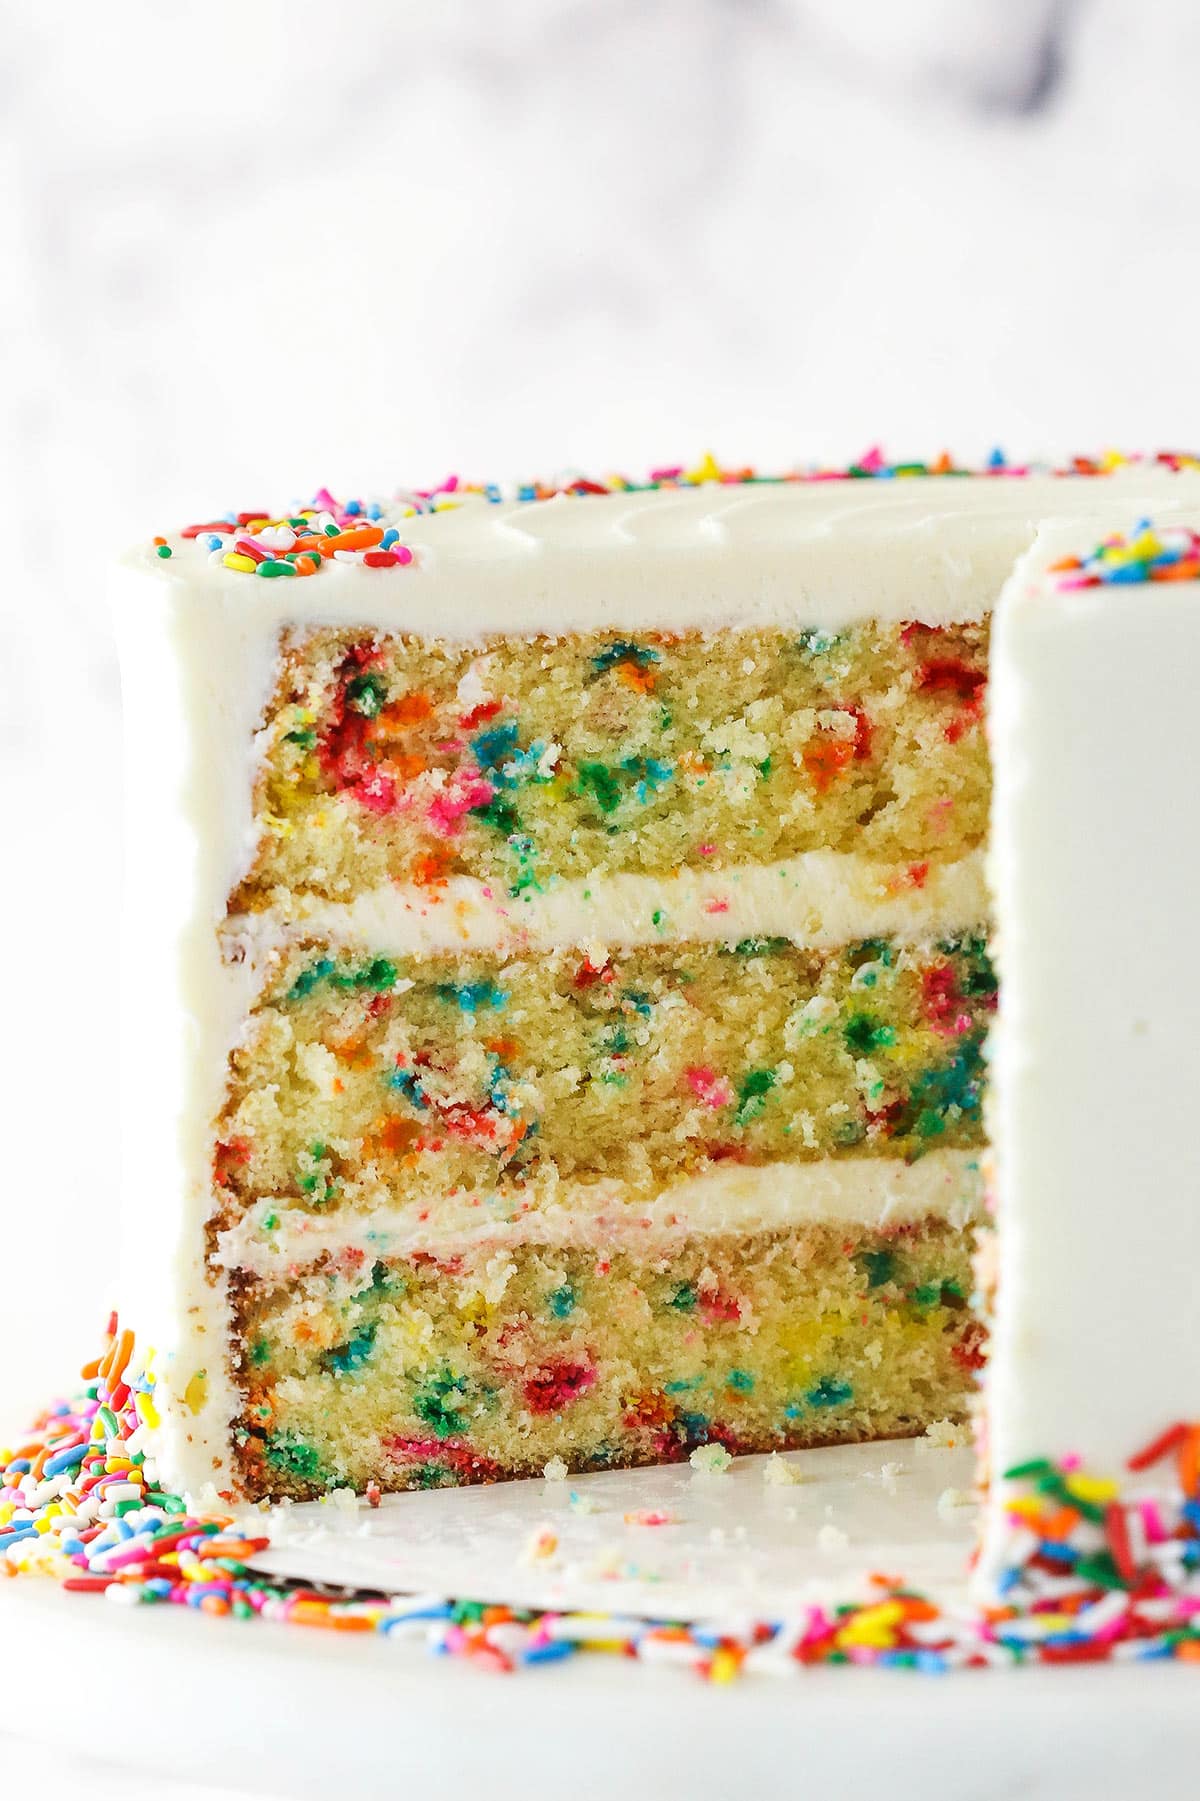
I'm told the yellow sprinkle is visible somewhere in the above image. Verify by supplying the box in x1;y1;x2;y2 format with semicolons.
183;1369;209;1415
708;1647;742;1684
222;552;257;574
1064;1474;1118;1505
836;1621;898;1650
1004;1495;1046;1521
136;1391;161;1430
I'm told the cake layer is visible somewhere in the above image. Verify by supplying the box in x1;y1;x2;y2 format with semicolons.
215;936;996;1233
231;1217;983;1498
236;623;990;905
225;847;988;959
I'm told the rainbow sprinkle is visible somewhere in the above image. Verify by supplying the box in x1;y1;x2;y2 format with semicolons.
4;1319;1199;1675
1050;522;1200;590
163;451;1200;574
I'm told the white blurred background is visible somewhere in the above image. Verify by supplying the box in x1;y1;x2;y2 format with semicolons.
2;0;1200;1422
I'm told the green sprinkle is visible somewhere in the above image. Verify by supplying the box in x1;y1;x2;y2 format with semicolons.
1002;1457;1055;1481
843;1012;896;1056
258;559;297;578
155;543;173;559
807;1376;853;1409
734;1066;777;1125
414;1368;470;1439
667;1283;698;1312
577;762;622;814
346;671;388;717
860;1249;896;1289
250;1337;272;1367
727;1369;755;1392
265;1434;324;1481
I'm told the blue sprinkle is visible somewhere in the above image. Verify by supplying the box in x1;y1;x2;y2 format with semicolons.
521;1639;576;1664
205;533;223;551
1036;1539;1079;1565
381;527;399;550
345;499;362;517
42;1443;89;1478
6;1459;31;1475
914;1649;949;1674
0;1526;39;1548
436;980;508;1014
380;1604;453;1631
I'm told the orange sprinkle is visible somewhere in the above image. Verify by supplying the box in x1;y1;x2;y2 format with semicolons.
617;660;658;694
802;736;854;793
1178;1425;1200;1496
380;691;434;729
319;525;385;556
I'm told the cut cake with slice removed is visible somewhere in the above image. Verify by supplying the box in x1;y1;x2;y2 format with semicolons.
112;460;1200;1503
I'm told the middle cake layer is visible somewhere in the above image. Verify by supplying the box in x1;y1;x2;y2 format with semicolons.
214;935;996;1240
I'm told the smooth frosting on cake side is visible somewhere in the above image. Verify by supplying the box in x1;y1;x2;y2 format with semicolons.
979;514;1200;1587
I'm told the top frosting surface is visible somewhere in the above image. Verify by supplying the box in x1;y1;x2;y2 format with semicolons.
130;454;1200;638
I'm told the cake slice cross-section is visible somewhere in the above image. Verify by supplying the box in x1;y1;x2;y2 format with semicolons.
114;463;1200;1502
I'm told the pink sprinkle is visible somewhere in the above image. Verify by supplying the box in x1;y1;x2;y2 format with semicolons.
685;1065;734;1109
704;897;730;915
427;772;494;837
697;842;717;857
355;771;399;815
624;1508;677;1527
312;487;339;513
395;545;415;566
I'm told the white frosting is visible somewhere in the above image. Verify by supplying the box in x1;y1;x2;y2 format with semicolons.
978;516;1200;1586
113;471;1200;1503
215;1148;983;1278
224;849;987;961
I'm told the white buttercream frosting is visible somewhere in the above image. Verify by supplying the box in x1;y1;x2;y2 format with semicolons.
977;514;1200;1590
215;1148;983;1278
223;850;987;962
113;471;1200;1502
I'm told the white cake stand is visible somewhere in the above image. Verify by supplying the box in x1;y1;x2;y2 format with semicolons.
2;1441;1195;1801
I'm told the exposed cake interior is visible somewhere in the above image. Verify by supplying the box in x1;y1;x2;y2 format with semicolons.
235;622;990;903
205;619;992;1497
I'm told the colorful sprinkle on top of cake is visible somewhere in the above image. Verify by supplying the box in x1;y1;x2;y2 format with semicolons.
159;450;1200;575
1049;521;1200;589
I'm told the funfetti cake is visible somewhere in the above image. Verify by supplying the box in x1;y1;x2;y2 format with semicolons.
113;454;1200;1505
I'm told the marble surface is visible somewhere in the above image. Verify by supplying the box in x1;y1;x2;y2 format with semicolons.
2;4;1199;1790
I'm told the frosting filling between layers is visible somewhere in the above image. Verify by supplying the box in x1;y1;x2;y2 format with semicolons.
222;849;988;960
214;1146;983;1276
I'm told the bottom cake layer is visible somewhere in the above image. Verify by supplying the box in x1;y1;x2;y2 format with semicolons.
230;1217;982;1498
